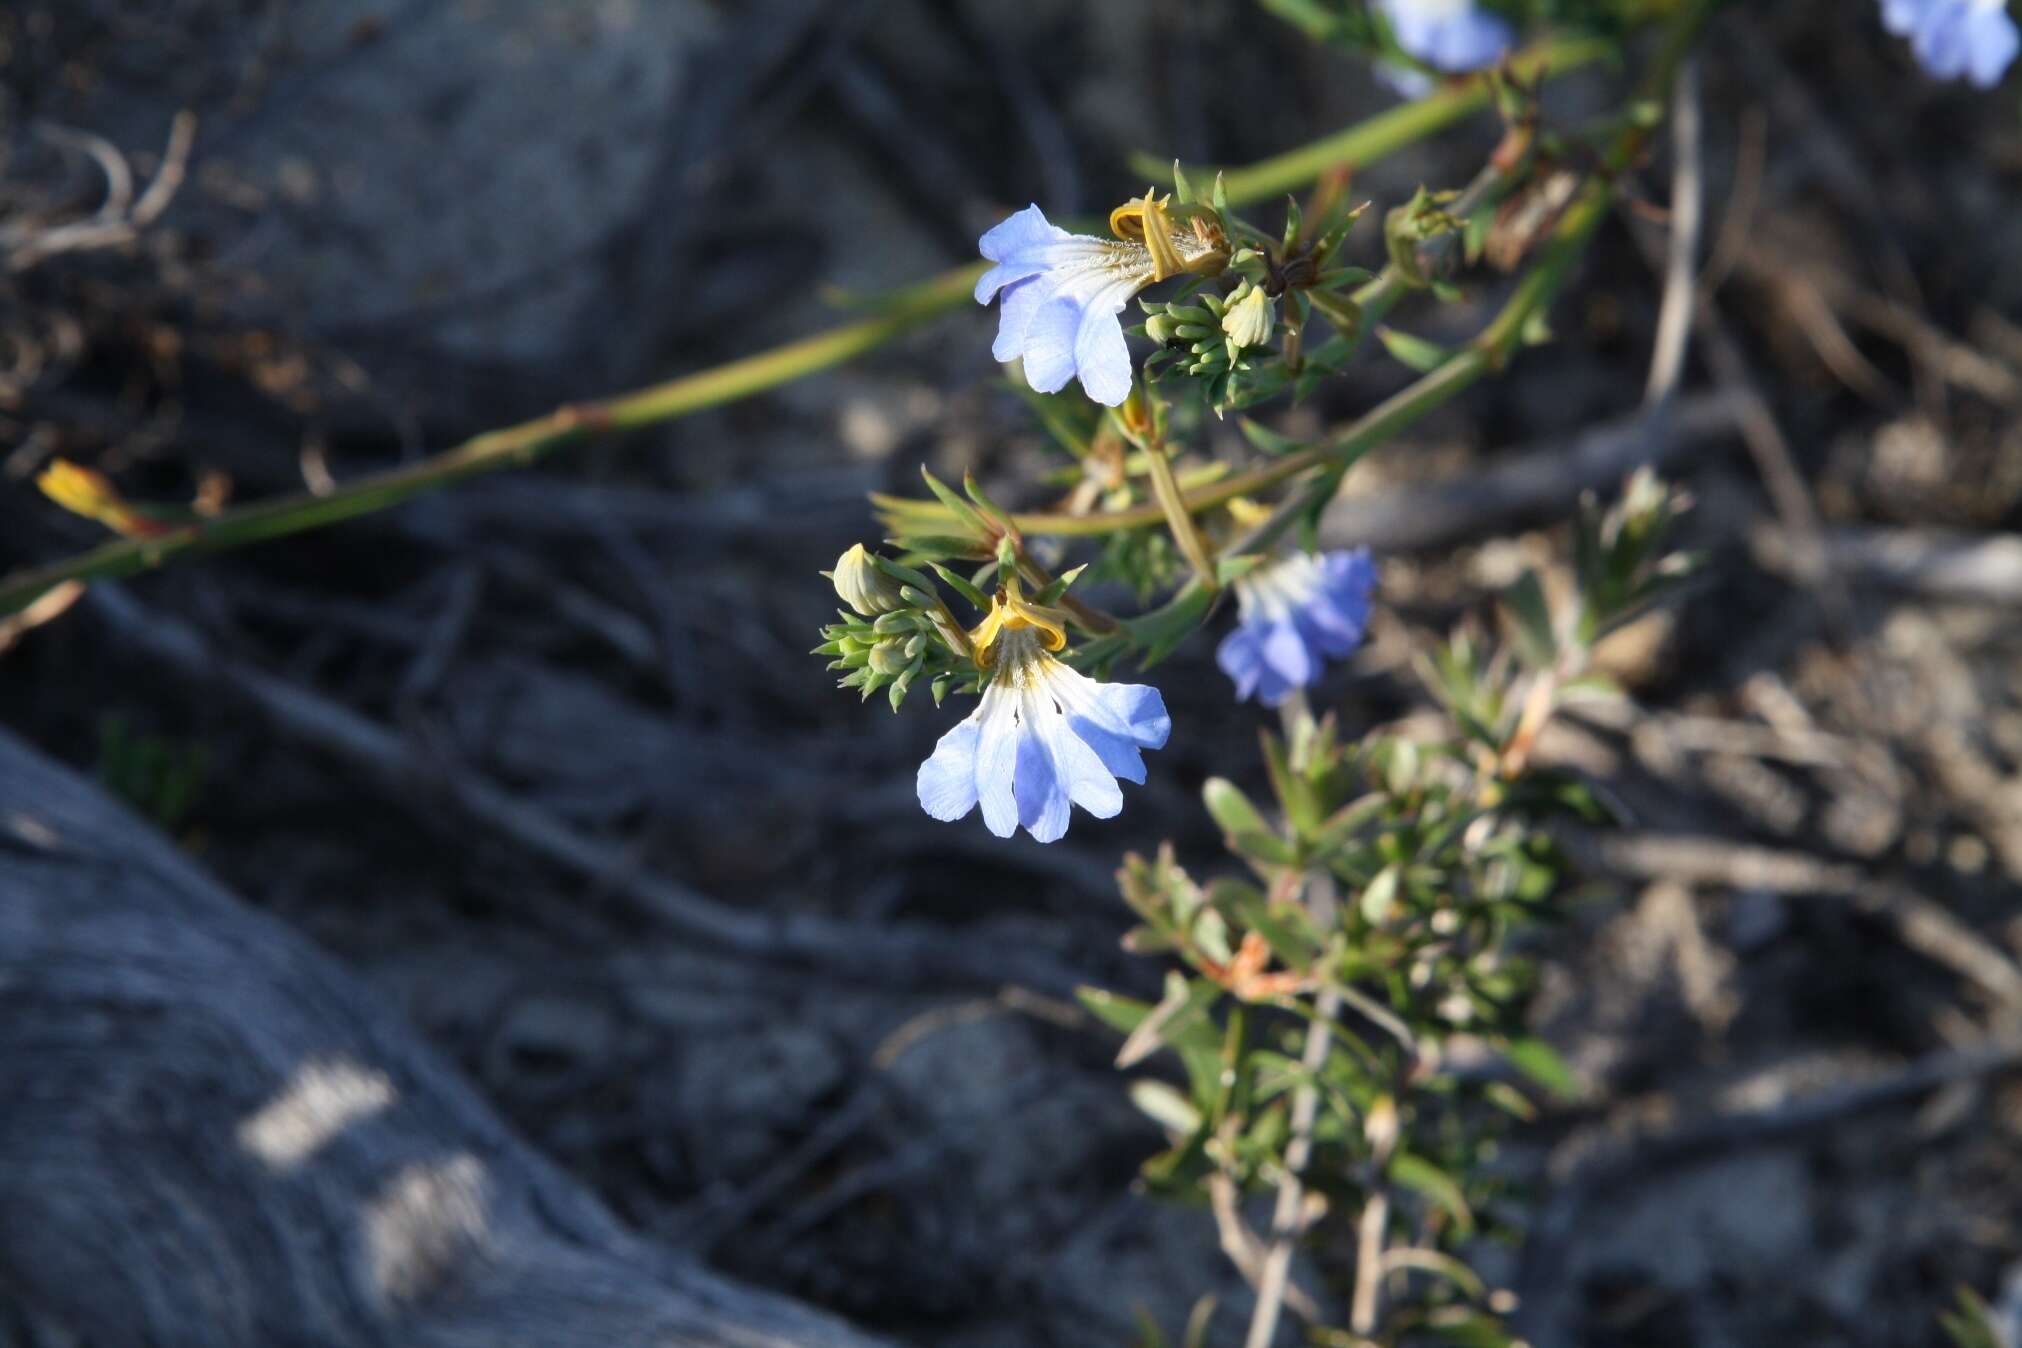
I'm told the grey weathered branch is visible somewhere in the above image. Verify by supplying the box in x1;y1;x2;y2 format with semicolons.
0;726;890;1348
1316;390;1742;554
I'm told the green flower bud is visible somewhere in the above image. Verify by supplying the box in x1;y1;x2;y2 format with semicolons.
1221;282;1276;352
830;544;907;616
868;641;911;676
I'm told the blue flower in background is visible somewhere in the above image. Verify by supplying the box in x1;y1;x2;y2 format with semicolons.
1217;549;1377;707
1376;0;1513;76
1881;0;2018;86
918;585;1170;843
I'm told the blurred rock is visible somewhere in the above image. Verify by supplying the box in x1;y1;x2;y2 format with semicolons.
64;0;718;414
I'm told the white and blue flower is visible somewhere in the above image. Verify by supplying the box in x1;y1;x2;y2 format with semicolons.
975;198;1226;407
918;585;1170;843
1216;549;1377;707
1881;0;2019;86
1377;0;1513;78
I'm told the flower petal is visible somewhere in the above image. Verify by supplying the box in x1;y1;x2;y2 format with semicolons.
1012;700;1073;842
1971;38;2020;85
1038;700;1123;820
917;715;982;822
1379;0;1510;72
1046;665;1168;785
1217;626;1267;703
977;206;1113;303
1966;5;2020;83
979;204;1066;267
973;683;1022;839
1073;279;1140;406
1881;0;1926;33
1019;294;1086;394
1260;617;1317;689
993;273;1054;362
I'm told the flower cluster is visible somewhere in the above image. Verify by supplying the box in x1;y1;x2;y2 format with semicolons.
1880;0;2019;85
824;535;1379;843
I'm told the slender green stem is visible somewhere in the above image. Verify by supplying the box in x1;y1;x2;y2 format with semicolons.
1111;0;1721;651
1142;435;1221;589
0;267;982;615
1129;34;1613;203
2;53;1571;619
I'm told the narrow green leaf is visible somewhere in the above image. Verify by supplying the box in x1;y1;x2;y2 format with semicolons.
1129;1079;1203;1135
917;467;990;535
1374;324;1453;373
927;561;990;610
1203;777;1272;839
1388;1151;1475;1237
1503;569;1558;668
1504;1036;1582;1099
1077;985;1156;1036
1237;417;1306;456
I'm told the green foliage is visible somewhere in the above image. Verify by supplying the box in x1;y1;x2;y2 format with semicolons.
1088;476;1693;1342
97;715;209;831
803;7;1714;1329
1940;1287;2009;1348
815;544;984;710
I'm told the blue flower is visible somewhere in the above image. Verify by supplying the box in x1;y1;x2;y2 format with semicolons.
917;587;1170;843
1216;549;1377;707
1376;0;1513;76
976;199;1226;407
1881;0;2018;86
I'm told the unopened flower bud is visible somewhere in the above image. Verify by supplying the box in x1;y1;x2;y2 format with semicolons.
1364;1093;1400;1159
868;642;911;676
1221;283;1276;352
830;544;907;616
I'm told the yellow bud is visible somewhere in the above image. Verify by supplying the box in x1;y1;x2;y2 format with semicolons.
829;543;908;617
1220;284;1277;352
35;459;175;539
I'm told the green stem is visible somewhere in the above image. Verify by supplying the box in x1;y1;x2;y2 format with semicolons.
1114;0;1720;648
1142;435;1222;590
2;51;1574;620
1130;34;1612;203
0;267;982;615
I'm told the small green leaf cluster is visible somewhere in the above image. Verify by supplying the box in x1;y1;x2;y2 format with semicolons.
1135;166;1376;414
815;541;979;711
824;471;1114;709
1086;476;1696;1342
97;714;209;830
1939;1286;2010;1348
1086;716;1583;1340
